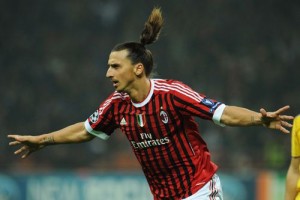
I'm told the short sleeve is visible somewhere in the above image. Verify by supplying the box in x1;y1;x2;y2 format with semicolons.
170;80;225;125
85;94;118;140
84;120;110;140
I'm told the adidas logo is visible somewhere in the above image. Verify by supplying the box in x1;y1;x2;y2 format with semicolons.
120;117;127;125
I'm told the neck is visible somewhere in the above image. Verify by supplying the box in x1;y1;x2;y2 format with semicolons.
128;78;151;103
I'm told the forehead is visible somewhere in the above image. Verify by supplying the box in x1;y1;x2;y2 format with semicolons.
108;50;130;64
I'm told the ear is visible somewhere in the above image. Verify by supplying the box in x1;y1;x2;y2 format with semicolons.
134;63;144;76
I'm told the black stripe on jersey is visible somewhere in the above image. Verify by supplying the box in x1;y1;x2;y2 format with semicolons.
174;96;213;119
147;95;177;198
129;104;161;196
158;94;188;196
122;103;140;149
125;103;140;149
139;117;169;197
116;101;126;128
165;93;195;197
100;105;116;134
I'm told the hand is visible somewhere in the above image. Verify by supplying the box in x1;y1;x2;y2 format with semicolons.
260;105;294;134
7;135;45;158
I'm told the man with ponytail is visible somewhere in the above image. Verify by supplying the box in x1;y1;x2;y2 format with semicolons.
8;7;294;200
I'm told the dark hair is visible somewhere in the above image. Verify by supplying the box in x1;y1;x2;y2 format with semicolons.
111;7;163;77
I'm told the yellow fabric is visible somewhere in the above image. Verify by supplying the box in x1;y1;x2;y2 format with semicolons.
292;115;300;196
292;115;300;157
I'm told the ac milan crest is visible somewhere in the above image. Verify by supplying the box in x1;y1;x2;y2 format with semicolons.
160;110;168;124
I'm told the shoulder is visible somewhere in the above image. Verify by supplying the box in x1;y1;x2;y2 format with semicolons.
152;79;202;101
152;79;193;92
106;91;130;103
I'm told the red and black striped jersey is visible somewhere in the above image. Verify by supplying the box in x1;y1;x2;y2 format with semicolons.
85;79;225;200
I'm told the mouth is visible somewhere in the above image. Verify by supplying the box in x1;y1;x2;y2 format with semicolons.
112;80;119;88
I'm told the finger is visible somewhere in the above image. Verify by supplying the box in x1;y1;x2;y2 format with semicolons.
22;151;31;159
7;135;30;142
7;135;24;142
281;121;293;128
7;135;19;139
14;146;27;155
9;141;21;146
275;105;290;114
275;121;291;134
279;126;290;134
260;108;267;117
279;115;294;121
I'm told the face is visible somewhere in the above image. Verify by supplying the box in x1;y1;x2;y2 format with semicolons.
106;50;140;92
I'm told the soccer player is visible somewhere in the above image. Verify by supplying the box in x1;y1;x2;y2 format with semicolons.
8;8;294;200
285;115;300;200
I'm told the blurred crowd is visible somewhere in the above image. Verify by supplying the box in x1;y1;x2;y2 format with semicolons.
1;0;299;174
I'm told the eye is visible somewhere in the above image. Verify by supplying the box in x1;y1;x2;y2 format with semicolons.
108;64;120;69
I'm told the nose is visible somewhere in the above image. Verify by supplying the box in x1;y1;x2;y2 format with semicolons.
106;67;112;78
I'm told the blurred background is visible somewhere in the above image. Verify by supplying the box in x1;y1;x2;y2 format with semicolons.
1;0;299;199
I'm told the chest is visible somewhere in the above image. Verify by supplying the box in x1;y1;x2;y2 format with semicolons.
113;97;180;141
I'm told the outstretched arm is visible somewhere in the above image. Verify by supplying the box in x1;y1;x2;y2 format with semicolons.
8;122;94;158
220;105;294;134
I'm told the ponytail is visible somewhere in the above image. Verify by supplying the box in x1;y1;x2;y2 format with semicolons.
111;7;164;77
140;7;164;46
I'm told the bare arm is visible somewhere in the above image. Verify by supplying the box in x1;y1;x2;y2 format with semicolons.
220;105;294;133
8;122;94;158
285;157;300;200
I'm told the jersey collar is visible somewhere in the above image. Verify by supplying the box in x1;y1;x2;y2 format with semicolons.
131;79;154;108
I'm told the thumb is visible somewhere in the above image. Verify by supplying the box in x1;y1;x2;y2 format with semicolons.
8;135;28;142
260;108;267;117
